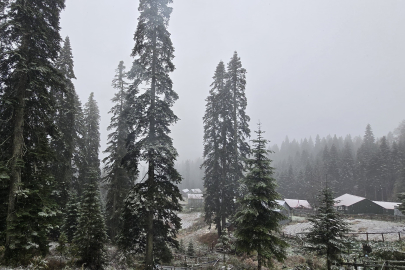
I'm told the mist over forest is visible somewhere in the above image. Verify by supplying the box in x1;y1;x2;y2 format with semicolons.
1;0;405;269
176;120;405;204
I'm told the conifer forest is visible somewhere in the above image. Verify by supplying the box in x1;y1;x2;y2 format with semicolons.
0;1;404;270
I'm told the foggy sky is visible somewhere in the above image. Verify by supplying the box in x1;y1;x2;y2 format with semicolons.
60;0;405;162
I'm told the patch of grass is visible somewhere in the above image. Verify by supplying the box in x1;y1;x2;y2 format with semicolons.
198;232;219;247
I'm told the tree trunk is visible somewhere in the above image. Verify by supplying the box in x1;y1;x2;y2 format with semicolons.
6;73;27;247
257;254;262;270
217;218;222;236
145;208;154;269
222;215;226;234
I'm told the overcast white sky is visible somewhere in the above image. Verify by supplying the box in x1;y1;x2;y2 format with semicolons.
60;0;405;162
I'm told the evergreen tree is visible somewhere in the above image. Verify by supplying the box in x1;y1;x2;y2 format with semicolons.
202;61;226;235
305;185;349;270
52;36;77;211
179;239;185;254
327;144;340;194
357;124;378;198
225;51;250;212
121;0;182;268
62;191;80;243
103;61;132;242
376;137;392;201
71;92;86;195
187;241;195;257
74;181;107;270
340;141;355;195
234;124;287;270
0;0;65;262
73;93;107;269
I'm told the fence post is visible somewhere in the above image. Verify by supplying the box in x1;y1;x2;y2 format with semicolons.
366;232;368;242
382;233;384;242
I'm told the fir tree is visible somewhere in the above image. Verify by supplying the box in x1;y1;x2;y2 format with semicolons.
327;144;340;193
187;241;195;257
226;52;250;185
224;51;250;218
121;0;182;268
202;61;226;235
62;191;80;243
0;0;65;262
118;190;178;264
103;61;132;242
178;239;185;254
52;36;77;211
340;141;355;195
357;124;378;198
376;136;392;201
234;124;287;270
73;93;107;269
71;92;86;195
305;184;349;270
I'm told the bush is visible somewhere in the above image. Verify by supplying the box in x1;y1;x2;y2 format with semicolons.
187;241;195;256
28;256;48;270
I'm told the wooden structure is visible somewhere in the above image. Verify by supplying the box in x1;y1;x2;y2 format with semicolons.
335;194;384;215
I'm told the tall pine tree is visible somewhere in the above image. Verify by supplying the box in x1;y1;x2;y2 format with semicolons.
103;61;132;242
73;93;107;269
0;0;65;262
202;61;226;235
52;36;77;212
121;0;182;268
203;53;250;236
234;124;287;270
225;51;250;214
357;124;378;198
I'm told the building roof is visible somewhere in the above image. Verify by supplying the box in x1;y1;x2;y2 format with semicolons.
373;201;401;210
191;188;202;193
188;194;203;199
334;194;367;207
182;189;190;193
284;199;311;209
275;200;285;206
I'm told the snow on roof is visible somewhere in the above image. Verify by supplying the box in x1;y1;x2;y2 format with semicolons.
182;189;189;193
284;199;311;209
191;189;202;193
188;194;203;200
373;201;401;210
334;194;366;207
276;200;285;206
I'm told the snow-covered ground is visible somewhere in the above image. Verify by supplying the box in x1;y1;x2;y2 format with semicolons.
178;212;202;229
283;218;405;241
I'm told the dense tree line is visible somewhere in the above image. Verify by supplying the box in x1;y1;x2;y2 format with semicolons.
0;1;109;267
272;122;405;203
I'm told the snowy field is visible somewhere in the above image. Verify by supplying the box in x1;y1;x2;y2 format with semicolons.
283;218;405;241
